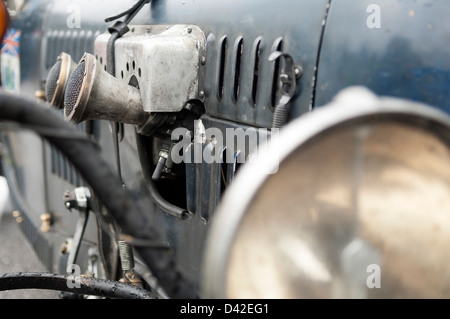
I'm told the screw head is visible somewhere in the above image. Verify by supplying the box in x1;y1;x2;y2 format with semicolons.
294;66;303;78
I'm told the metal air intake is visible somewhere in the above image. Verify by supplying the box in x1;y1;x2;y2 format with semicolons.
64;53;146;126
45;52;76;108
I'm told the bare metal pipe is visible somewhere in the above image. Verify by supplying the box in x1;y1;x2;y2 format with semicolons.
64;53;147;125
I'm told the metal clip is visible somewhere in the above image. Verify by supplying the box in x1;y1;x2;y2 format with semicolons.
269;52;302;129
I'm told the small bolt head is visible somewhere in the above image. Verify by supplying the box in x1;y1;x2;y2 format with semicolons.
60;241;69;255
294;66;303;78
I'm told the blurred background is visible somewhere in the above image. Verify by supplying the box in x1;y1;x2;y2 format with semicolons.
0;0;57;299
0;176;59;299
3;0;24;19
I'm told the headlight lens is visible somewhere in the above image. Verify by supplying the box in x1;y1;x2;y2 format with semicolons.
202;87;450;299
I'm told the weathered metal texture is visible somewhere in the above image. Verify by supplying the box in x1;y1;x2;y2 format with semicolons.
184;116;270;221
40;1;141;74
315;0;450;114
45;52;77;108
29;0;330;287
5;0;383;291
95;24;206;113
147;0;331;127
64;53;145;125
8;0;450;296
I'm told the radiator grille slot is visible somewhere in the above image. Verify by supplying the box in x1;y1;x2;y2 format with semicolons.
232;36;244;103
49;121;85;186
18;210;54;272
50;146;82;186
251;37;263;106
216;36;228;100
44;29;100;71
270;37;284;108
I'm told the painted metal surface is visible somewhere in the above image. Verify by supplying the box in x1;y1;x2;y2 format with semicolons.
146;0;330;127
6;0;450;296
315;0;450;114
23;0;329;288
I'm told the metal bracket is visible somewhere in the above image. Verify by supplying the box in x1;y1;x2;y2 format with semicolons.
269;52;302;128
94;24;207;113
63;187;91;268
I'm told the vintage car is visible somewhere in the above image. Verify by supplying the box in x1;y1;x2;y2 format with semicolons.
1;0;450;299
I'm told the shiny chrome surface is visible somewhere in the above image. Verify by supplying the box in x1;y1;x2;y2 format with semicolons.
202;87;450;298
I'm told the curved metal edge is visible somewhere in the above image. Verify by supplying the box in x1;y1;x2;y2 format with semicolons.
51;52;76;108
65;53;96;123
200;86;450;299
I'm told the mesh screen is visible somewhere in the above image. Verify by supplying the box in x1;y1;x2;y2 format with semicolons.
64;60;86;117
45;60;62;103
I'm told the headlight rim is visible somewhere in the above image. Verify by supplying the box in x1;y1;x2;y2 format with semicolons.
201;86;450;299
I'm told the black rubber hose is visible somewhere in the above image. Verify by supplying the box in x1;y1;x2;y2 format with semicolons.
0;92;198;299
147;179;188;219
106;31;121;76
105;0;151;24
0;272;152;299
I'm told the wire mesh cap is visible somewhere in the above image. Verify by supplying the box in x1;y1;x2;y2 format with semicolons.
45;60;62;104
64;60;86;118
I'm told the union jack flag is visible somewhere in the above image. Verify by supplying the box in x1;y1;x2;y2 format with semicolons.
1;28;21;56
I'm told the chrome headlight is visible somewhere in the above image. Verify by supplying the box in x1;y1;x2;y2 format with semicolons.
202;87;450;298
